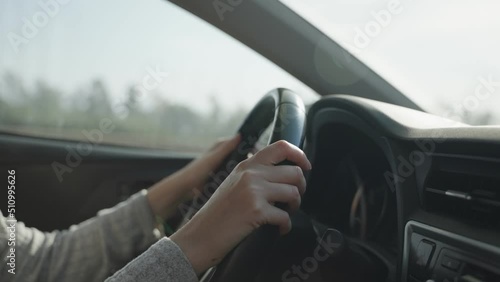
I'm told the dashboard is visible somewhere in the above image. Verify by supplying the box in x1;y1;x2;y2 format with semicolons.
301;95;500;282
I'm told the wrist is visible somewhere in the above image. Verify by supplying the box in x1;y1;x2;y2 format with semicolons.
172;160;207;190
170;218;213;276
147;175;191;219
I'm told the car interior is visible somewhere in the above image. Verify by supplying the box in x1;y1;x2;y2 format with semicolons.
1;1;499;282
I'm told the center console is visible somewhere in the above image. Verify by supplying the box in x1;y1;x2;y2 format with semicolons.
402;221;500;282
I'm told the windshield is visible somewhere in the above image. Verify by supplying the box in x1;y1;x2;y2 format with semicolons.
282;0;500;125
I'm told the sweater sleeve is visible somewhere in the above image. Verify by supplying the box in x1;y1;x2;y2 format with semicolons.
0;190;183;282
105;237;198;282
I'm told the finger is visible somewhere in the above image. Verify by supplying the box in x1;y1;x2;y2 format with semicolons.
215;134;241;151
257;165;306;195
254;140;311;171
262;205;292;235
264;183;301;212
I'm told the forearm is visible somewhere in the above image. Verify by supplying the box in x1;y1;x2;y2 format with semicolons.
147;171;195;220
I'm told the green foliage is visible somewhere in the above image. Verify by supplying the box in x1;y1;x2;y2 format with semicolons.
0;72;248;153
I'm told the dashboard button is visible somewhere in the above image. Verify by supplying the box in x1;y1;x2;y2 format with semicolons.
410;239;436;280
441;255;461;271
416;240;436;268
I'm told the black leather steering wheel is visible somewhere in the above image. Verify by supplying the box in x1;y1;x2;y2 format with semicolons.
179;88;307;281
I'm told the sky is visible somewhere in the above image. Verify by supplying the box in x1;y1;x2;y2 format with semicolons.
1;0;500;124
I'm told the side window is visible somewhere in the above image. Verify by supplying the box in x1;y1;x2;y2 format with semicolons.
0;0;317;153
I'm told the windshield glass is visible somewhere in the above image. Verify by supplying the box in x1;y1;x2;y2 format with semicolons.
282;0;500;125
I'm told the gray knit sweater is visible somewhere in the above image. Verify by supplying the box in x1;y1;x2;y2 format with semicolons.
0;190;198;282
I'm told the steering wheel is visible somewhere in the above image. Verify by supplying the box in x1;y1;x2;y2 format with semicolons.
179;88;306;223
178;89;387;282
178;88;306;281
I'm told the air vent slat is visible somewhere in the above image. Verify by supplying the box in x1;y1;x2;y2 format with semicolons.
424;169;500;230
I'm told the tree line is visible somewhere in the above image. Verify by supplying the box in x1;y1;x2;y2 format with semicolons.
0;71;248;152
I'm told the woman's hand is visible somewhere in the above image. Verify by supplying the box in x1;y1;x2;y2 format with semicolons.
170;140;312;275
147;134;241;220
176;134;243;193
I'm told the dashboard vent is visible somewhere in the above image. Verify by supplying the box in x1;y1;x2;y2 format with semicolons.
425;169;500;229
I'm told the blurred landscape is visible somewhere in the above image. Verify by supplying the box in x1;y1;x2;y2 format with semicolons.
0;71;249;153
0;69;497;154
